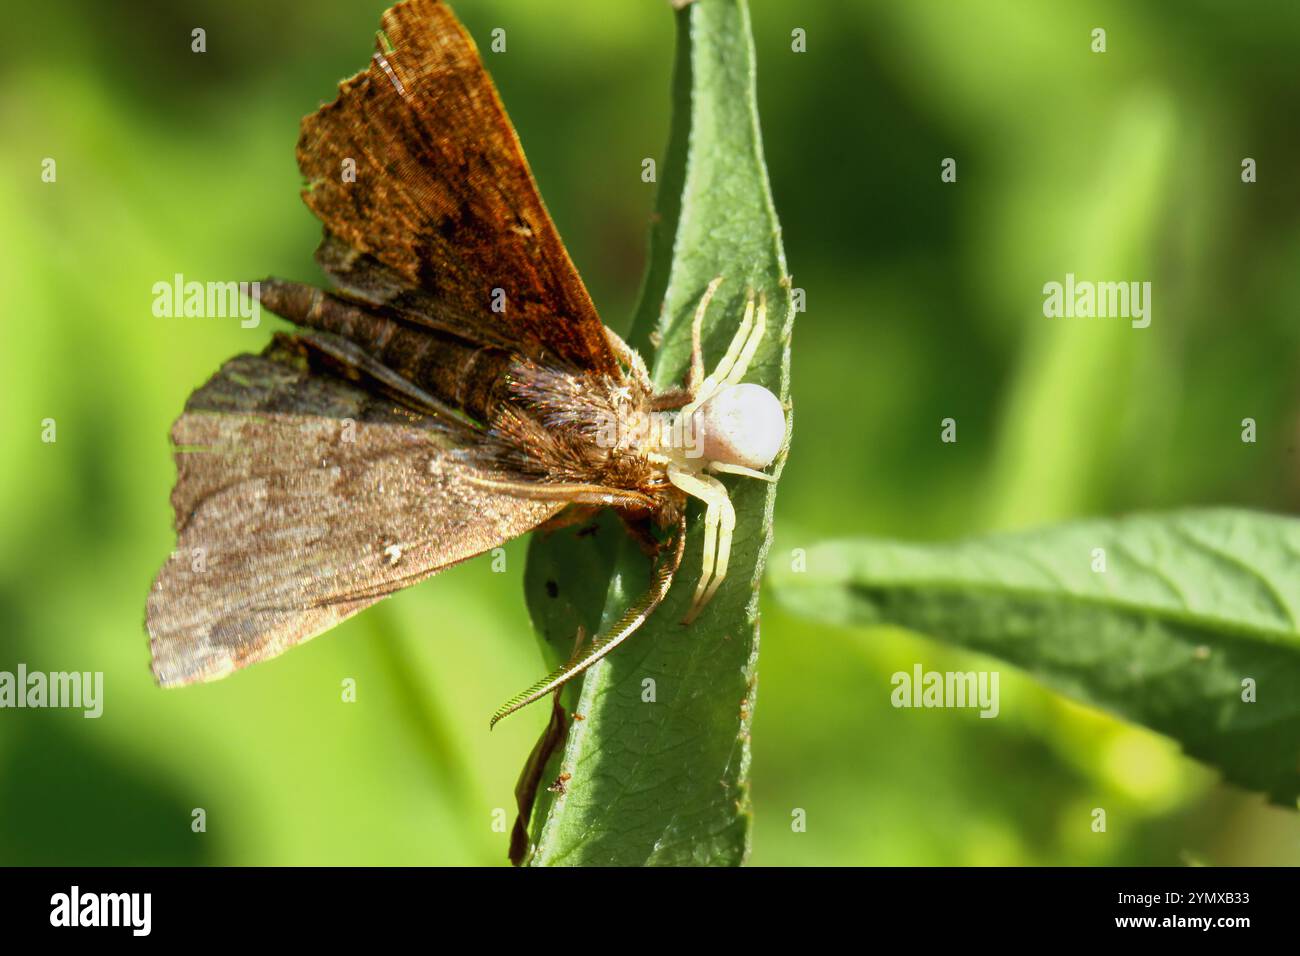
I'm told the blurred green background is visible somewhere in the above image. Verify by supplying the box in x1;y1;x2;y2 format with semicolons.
2;0;1299;865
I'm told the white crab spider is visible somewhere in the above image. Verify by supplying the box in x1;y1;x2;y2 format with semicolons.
645;277;786;623
475;277;785;627
481;278;785;725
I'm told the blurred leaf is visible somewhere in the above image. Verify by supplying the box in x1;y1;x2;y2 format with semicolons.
516;0;793;866
771;509;1300;805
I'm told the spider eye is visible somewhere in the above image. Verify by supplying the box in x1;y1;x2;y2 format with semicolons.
696;383;785;469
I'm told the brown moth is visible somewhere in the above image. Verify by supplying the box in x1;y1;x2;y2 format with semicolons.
145;0;784;728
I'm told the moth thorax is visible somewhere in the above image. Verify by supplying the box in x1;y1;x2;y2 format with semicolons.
695;383;784;469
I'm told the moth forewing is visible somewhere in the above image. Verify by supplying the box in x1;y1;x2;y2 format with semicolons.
295;0;620;377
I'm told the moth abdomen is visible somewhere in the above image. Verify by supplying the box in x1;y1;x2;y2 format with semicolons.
258;276;514;423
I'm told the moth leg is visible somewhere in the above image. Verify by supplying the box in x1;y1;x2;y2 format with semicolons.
617;512;666;559
509;687;567;866
649;387;693;412
534;504;604;536
680;292;756;418
538;504;660;557
667;466;735;623
490;512;688;728
510;626;587;866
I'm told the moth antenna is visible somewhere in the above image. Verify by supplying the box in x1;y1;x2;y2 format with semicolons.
464;475;659;513
489;513;687;729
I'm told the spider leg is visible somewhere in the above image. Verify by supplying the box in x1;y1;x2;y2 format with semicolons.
648;276;727;411
708;461;778;482
686;276;725;396
697;479;737;612
681;293;756;418
691;485;721;614
720;291;766;386
668;466;735;623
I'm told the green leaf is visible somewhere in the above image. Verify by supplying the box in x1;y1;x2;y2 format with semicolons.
515;0;793;866
770;509;1300;805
